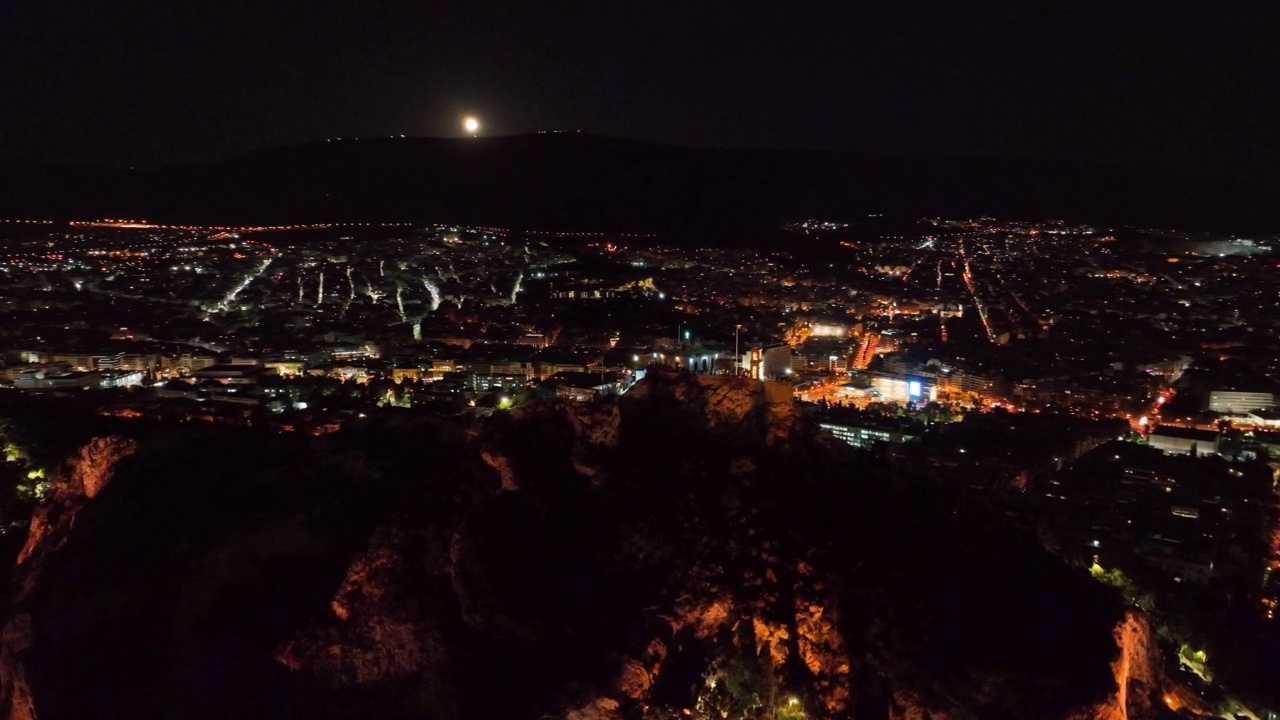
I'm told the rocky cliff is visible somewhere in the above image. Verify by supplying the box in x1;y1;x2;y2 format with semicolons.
2;436;139;720
0;375;1174;719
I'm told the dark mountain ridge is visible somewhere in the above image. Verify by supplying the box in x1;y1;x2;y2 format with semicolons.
1;133;1274;235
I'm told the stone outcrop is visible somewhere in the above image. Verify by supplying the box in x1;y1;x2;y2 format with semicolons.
561;697;621;720
15;436;138;566
1079;610;1164;720
2;436;137;720
794;598;851;713
277;525;449;688
625;373;804;444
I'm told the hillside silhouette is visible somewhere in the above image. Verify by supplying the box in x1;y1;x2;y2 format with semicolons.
1;133;1274;234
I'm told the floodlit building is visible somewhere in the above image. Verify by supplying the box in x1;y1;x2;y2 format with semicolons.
15;369;103;390
819;422;917;449
1147;426;1219;457
264;359;307;377
159;352;219;377
1222;409;1280;429
99;370;143;388
1207;390;1275;414
943;370;1011;400
742;344;792;380
870;373;937;404
192;364;270;385
551;371;620;401
469;373;529;392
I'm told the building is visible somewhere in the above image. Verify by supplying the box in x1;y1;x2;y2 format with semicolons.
15;369;102;390
869;373;937;404
264;359;307;377
876;329;904;354
465;361;532;378
99;370;143;388
1219;409;1280;429
805;320;849;338
551;371;620;401
550;286;618;300
327;344;382;361
795;343;849;373
118;353;160;373
192;364;270;385
742;344;792;380
160;352;219;377
469;373;530;392
47;351;124;372
389;366;422;383
1207;390;1275;414
819;422;917;449
1147;426;1219;457
944;370;1011;400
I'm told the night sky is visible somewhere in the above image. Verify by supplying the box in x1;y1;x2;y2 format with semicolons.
2;2;1276;181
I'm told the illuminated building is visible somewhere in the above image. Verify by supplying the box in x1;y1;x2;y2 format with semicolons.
192;364;270;385
159;353;219;377
469;373;529;392
15;370;103;390
807;322;848;338
819;422;917;449
1146;426;1219;457
1207;390;1275;414
1220;410;1280;429
464;361;533;378
390;366;422;383
742;344;792;380
264;359;307;377
942;370;1010;400
99;370;144;388
551;371;620;401
47;351;125;372
870;373;937;403
876;329;903;354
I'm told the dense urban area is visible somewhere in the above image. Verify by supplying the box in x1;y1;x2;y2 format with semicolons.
1;215;1278;719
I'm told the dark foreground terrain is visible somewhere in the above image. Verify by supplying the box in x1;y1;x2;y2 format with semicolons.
0;375;1169;719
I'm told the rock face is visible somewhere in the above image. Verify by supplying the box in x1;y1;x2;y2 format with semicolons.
1080;611;1164;720
3;436;138;720
277;526;447;686
14;436;139;566
0;377;1168;719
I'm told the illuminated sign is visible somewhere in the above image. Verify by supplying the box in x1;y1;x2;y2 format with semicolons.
908;380;922;399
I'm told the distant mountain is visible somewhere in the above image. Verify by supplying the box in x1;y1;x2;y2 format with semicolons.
0;133;1274;235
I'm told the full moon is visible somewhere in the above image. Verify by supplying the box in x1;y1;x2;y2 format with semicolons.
463;116;480;134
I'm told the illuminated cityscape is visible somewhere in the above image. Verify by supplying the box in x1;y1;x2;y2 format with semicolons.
2;3;1279;719
1;211;1278;717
